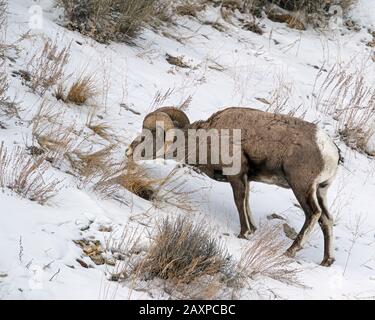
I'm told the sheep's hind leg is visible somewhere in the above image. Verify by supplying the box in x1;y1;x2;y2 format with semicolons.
317;184;335;267
286;184;322;258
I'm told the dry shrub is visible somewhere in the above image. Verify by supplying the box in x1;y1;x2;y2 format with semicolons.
235;0;356;13
0;4;18;118
0;64;18;118
87;122;113;141
117;164;160;200
221;1;356;25
314;61;375;154
176;1;206;17
31;101;83;166
94;160;201;212
66;75;97;105
57;0;173;43
71;145;115;181
151;167;202;212
94;162;161;201
0;142;62;204
237;225;301;286
26;39;70;95
134;216;233;284
54;83;66;101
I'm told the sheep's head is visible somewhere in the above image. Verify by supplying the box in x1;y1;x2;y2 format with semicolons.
126;107;190;162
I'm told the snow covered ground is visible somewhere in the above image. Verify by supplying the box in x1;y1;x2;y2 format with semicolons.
1;0;375;299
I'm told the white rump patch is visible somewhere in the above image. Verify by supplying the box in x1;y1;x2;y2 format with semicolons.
315;129;339;184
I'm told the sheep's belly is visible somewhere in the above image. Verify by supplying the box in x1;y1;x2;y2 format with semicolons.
252;174;290;189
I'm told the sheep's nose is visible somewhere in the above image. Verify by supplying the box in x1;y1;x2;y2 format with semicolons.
126;147;133;157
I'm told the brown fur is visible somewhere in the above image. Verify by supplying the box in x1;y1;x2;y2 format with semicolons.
128;107;339;266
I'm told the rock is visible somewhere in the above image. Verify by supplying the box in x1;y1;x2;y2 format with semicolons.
243;21;263;35
76;258;89;268
90;254;105;266
166;54;190;68
283;223;298;240
105;258;116;266
98;225;113;233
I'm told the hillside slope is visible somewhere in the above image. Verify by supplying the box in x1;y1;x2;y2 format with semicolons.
1;0;375;299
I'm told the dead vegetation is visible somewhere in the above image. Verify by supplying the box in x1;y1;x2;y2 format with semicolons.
105;218;302;299
0;63;18;118
134;216;233;283
66;74;97;105
314;60;375;155
93;161;160;201
31;101;82;166
0;3;18;118
0;142;62;205
57;0;174;43
176;1;206;17
219;0;356;29
25;39;70;95
107;216;239;299
93;160;201;213
237;225;301;286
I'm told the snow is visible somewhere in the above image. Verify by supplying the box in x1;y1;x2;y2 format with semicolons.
1;0;375;300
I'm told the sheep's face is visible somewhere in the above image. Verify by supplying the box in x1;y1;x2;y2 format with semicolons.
126;128;169;162
126;108;190;162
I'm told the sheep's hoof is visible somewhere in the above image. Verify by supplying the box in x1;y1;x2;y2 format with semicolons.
284;248;297;258
237;232;250;240
320;257;335;267
237;229;255;240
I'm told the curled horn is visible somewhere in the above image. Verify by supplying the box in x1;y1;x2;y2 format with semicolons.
142;111;175;132
154;107;190;128
142;111;176;157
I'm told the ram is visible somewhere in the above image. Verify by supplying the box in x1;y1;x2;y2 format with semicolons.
126;107;340;266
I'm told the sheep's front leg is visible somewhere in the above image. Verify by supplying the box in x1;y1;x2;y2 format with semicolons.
228;174;256;239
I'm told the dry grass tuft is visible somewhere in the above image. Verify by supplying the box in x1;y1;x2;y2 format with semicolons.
134;216;233;284
0;142;62;204
176;1;205;17
93;161;200;212
66;75;97;105
115;163;161;200
87;122;113;141
71;145;115;182
220;1;357;27
26;39;70;95
58;0;173;43
93;161;159;201
314;61;375;154
54;83;66;101
31;101;82;166
237;225;301;286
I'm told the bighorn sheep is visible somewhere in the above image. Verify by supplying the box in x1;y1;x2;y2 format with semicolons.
126;107;340;266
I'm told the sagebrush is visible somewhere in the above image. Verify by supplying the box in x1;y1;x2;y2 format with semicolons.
57;0;173;43
134;216;233;283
